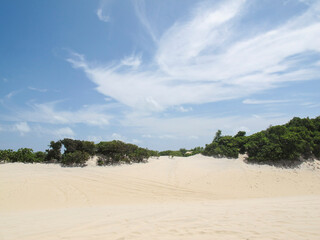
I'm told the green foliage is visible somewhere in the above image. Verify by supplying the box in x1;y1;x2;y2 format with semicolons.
159;150;183;157
203;116;320;165
203;130;246;158
0;148;47;163
179;148;187;156
213;130;222;142
60;138;80;154
46;141;62;162
14;148;36;163
245;117;320;163
60;138;95;156
34;151;47;162
159;147;203;157
96;140;154;165
0;149;15;162
61;151;90;167
0;139;155;167
81;141;95;155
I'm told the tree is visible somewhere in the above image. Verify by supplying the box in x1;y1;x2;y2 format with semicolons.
213;130;222;142
46;141;62;162
60;138;79;154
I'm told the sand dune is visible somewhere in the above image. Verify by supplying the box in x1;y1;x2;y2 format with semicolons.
1;155;320;239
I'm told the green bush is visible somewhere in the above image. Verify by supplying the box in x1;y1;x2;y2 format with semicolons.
0;149;15;162
203;131;245;158
96;140;154;165
159;150;183;157
61;151;90;167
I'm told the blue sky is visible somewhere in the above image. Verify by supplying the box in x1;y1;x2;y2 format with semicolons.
0;0;320;151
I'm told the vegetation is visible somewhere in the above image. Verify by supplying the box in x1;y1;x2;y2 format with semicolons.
96;140;155;165
245;117;320;164
159;150;183;157
159;146;204;157
0;148;45;163
203;130;246;158
1;116;319;167
203;116;320;166
0;139;157;167
61;151;90;167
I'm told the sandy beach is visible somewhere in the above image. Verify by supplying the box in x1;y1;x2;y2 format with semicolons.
1;154;320;239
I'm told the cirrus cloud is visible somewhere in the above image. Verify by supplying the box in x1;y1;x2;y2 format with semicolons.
68;0;320;113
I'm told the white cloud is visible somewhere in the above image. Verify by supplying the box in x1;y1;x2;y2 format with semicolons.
6;90;21;99
242;99;291;104
121;54;141;68
17;102;112;126
87;136;104;143
156;0;247;71
28;87;47;93
300;102;320;108
176;106;193;112
133;0;158;43
111;133;125;141
68;0;320;113
14;122;31;135
31;125;75;139
55;127;75;138
96;8;110;22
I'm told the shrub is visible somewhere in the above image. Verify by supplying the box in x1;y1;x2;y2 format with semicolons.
61;151;90;167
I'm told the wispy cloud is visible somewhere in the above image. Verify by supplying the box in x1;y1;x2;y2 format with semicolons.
111;133;126;141
69;0;320;113
32;125;75;138
14;122;31;136
121;54;142;68
176;106;193;112
300;101;320;108
16;102;112;126
242;99;291;104
55;127;75;138
28;87;47;93
133;0;158;43
6;90;21;99
96;8;110;22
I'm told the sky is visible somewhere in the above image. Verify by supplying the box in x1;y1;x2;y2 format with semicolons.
0;0;320;151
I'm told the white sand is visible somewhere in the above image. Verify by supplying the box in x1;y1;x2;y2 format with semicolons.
1;155;320;239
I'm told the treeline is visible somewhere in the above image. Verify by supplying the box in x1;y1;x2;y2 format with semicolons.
1;116;319;167
203;116;320;165
0;139;158;167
